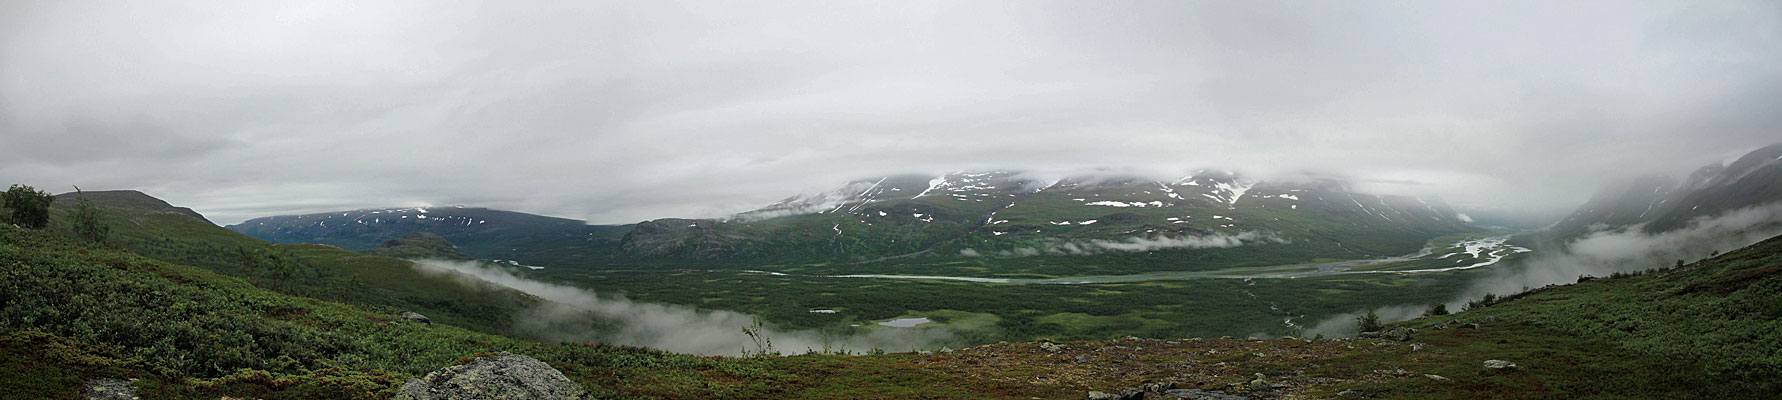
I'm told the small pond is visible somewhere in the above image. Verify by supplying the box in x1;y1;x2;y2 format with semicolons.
877;317;931;328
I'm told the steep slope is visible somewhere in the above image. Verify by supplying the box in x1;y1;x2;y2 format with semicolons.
1542;143;1782;245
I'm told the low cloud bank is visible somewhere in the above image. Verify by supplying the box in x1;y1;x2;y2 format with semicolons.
1308;202;1782;337
410;260;954;356
963;231;1285;257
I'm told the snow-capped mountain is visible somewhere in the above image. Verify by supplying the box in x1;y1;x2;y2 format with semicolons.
233;169;1479;268
605;169;1473;265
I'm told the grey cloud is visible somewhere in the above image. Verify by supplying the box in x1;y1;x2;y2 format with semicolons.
1;1;1779;225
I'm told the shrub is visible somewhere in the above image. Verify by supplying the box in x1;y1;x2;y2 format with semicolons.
1423;303;1449;317
1355;310;1383;333
2;184;53;229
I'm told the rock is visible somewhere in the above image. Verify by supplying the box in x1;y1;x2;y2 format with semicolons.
1410;343;1425;352
1074;355;1091;363
1434;324;1448;330
1484;315;1502;322
1143;381;1177;394
1425;374;1449;381
1484;359;1518;370
1087;391;1119;400
397;352;587;400
83;378;137;400
399;311;431;325
1040;342;1064;352
1247;373;1269;392
1161;388;1252;399
1382;328;1412;342
1462;323;1481;329
1335;389;1361;397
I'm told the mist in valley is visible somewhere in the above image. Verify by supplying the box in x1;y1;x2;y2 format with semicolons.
409;259;955;356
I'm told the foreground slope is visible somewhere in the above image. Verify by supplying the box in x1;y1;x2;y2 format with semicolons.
45;190;540;336
0;224;804;399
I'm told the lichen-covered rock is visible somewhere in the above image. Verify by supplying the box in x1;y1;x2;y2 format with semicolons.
397;352;587;400
1247;373;1270;391
82;378;137;400
1484;359;1518;370
1162;388;1253;399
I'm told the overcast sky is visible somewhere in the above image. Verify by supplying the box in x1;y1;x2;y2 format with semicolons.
2;1;1778;225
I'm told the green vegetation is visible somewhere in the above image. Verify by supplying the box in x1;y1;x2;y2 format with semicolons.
3;185;1777;398
1423;303;1449;316
2;184;53;229
1437;235;1782;393
0;222;806;399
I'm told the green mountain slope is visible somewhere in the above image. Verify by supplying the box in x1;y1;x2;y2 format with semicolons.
44;191;539;336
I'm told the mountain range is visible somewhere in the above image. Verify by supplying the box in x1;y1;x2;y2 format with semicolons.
228;170;1476;270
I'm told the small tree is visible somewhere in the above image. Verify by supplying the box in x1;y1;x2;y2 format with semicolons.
1424;303;1450;317
1356;310;1383;333
2;184;54;229
69;186;110;244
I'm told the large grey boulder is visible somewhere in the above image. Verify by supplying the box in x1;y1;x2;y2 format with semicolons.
397;352;587;400
399;311;431;325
